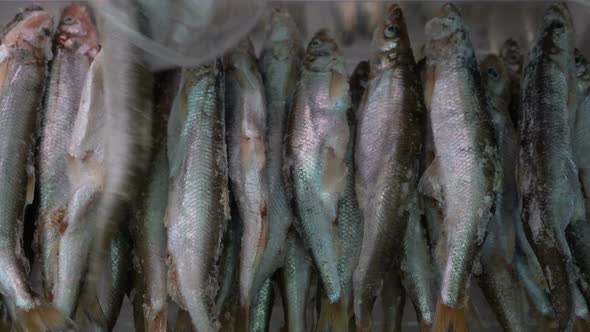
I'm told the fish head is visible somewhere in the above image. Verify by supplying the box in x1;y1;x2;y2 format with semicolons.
499;38;523;76
304;29;343;72
268;7;300;44
424;3;470;63
540;2;575;56
55;4;100;59
575;49;590;92
480;54;510;106
372;4;414;70
2;7;54;61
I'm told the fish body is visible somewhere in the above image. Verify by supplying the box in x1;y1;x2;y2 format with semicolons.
422;4;500;330
225;38;269;309
0;7;76;331
34;3;99;317
353;5;425;329
478;54;527;331
381;269;405;332
248;278;274;332
519;3;579;329
166;62;229;332
285;29;350;303
254;7;303;294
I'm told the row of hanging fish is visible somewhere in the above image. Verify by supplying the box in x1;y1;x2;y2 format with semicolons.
0;1;589;331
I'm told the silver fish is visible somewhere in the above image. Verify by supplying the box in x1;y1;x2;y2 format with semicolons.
254;7;303;296
35;3;99;318
477;54;527;331
0;7;77;332
284;29;350;303
166;62;229;332
353;5;425;330
225;38;269;311
422;4;500;331
519;3;579;329
248;278;274;332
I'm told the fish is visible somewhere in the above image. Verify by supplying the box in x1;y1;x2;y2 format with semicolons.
284;29;350;303
254;6;303;297
477;54;527;331
165;62;229;332
353;5;425;330
574;284;590;332
130;69;180;332
83;0;154;321
34;2;99;318
224;38;269;314
381;269;405;332
279;230;312;332
317;60;366;332
422;4;500;331
248;278;274;332
0;6;77;331
519;3;580;329
499;38;524;131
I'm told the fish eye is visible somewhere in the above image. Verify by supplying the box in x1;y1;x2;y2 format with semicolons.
310;39;321;47
40;27;51;37
384;24;399;38
487;67;498;79
62;16;75;25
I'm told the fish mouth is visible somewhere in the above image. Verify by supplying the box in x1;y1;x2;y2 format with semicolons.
425;3;463;42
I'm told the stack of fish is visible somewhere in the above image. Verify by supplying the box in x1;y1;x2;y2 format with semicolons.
0;2;589;332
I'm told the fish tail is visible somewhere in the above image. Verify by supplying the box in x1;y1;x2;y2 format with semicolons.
13;304;75;332
575;318;590;332
318;296;349;332
74;286;108;332
173;309;193;332
145;309;167;332
433;298;467;332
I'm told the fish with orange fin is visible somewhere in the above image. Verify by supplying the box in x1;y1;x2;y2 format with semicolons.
421;4;501;331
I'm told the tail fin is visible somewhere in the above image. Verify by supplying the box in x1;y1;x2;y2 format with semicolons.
433;298;467;332
174;309;194;332
74;286;108;332
13;304;75;332
145;309;167;332
317;296;349;332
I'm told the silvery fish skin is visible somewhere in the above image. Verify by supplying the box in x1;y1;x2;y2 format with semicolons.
353;5;424;329
381;269;405;332
225;38;269;308
130;69;180;332
423;2;500;312
52;50;104;321
34;3;99;314
248;278;273;332
568;49;590;305
499;38;524;132
519;3;579;329
284;29;350;303
0;5;61;325
477;54;527;331
166;62;229;332
279;230;312;332
254;7;303;294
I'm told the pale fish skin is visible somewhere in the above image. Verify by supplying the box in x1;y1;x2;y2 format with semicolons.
279;230;312;332
166;62;229;332
254;7;303;295
477;54;527;331
34;3;99;316
130;69;180;332
248;278;274;332
519;3;580;329
568;49;590;306
225;38;269;310
353;5;425;330
284;29;350;303
422;2;500;320
0;7;76;331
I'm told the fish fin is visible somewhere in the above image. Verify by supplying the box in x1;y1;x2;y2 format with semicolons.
418;158;444;206
174;309;194;332
433;299;467;332
423;63;436;109
329;71;349;106
318;296;348;332
74;286;108;332
145;309;167;332
12;304;76;332
25;163;35;206
322;146;347;194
